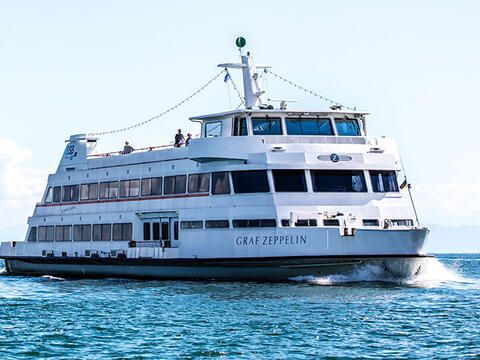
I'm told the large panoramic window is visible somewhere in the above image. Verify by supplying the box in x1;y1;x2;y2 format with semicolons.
211;172;230;195
112;223;132;241
99;181;119;199
52;186;62;203
251;117;282;135
38;226;55;242
232;170;270;193
370;170;399;192
286;118;333;135
93;224;112;241
205;121;222;137
80;183;98;201
62;185;79;202
188;173;210;193
73;224;92;241
141;177;162;197
335;118;361;136
311;170;367;192
120;179;140;198
164;175;187;195
272;170;307;192
55;225;72;241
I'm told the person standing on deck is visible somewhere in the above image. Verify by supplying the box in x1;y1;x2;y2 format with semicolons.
123;141;134;154
174;129;185;147
185;133;192;146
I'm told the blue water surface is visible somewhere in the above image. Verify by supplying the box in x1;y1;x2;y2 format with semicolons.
0;254;479;359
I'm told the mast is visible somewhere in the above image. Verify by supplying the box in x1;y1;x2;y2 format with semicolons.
218;37;269;109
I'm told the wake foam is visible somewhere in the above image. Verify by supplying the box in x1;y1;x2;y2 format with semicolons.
41;275;66;281
290;257;471;287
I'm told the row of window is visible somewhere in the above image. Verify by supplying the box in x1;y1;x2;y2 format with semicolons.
44;170;399;203
215;117;362;137
28;223;133;242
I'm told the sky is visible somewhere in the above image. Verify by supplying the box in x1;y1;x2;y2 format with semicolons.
0;0;479;252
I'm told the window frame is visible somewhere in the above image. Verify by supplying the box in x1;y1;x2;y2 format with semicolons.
272;170;307;192
310;170;367;193
251;117;283;136
285;117;334;136
231;170;270;194
205;121;222;138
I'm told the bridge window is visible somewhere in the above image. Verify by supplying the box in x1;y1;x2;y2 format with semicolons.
370;171;399;192
286;118;333;135
272;170;307;192
211;172;230;195
335;118;361;136
233;117;248;136
62;185;79;202
80;183;98;201
232;170;270;193
164;175;187;195
27;227;37;242
205;220;230;228
141;177;162;197
55;225;72;241
113;223;132;241
120;179;140;198
188;173;210;193
38;226;55;241
180;221;203;229
252;117;282;135
53;186;62;203
73;224;92;241
233;219;277;228
93;224;111;241
99;181;119;199
311;170;367;192
44;187;53;203
205;121;222;137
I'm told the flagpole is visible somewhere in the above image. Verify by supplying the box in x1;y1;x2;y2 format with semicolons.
399;155;421;227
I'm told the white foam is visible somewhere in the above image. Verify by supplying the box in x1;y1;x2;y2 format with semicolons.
41;275;65;281
290;257;474;288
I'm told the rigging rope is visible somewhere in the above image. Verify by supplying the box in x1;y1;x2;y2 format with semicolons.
224;69;246;108
89;69;226;136
264;69;356;111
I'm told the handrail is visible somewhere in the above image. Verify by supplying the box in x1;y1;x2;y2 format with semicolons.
88;143;176;158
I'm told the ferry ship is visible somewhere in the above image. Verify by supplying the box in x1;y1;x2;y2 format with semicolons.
0;39;430;280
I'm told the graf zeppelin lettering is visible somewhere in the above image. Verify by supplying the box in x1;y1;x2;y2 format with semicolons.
235;235;307;246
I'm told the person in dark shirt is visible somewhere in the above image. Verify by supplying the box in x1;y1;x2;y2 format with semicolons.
123;141;134;154
174;129;185;147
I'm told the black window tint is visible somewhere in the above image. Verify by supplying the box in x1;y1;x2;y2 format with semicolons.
180;221;203;229
252;117;282;135
212;172;230;195
232;171;270;193
99;182;109;199
27;227;37;242
370;171;399;192
188;173;210;193
363;219;379;226
281;219;290;227
164;175;186;195
233;117;248;136
286;118;333;135
143;223;151;240
62;185;79;202
324;219;340;226
93;224;111;241
233;219;276;228
151;177;162;195
205;220;229;228
53;186;62;203
152;222;160;240
311;170;367;192
272;170;307;192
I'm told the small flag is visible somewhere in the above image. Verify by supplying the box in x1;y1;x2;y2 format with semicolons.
400;179;408;189
224;72;231;83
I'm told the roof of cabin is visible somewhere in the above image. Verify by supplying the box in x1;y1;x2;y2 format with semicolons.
189;109;369;121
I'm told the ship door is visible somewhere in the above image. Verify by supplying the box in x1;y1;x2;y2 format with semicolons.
159;217;179;248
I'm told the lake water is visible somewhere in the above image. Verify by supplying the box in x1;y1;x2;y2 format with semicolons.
0;254;479;359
